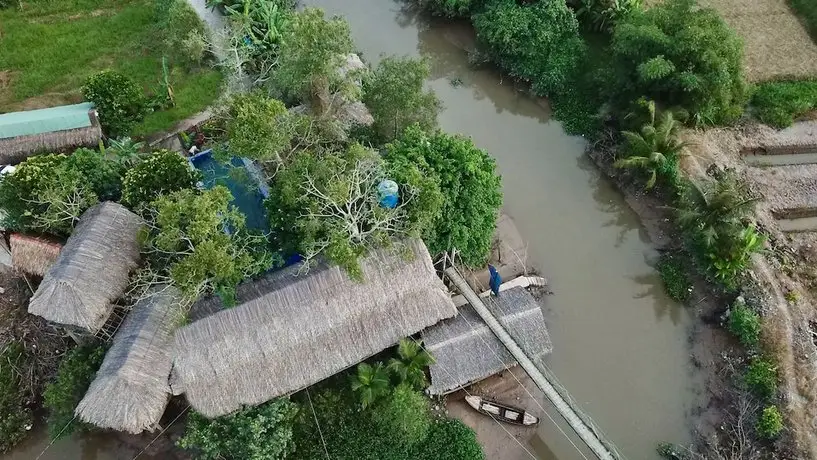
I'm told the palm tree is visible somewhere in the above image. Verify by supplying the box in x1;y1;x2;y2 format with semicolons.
614;101;688;189
387;338;434;390
675;175;760;248
350;362;390;409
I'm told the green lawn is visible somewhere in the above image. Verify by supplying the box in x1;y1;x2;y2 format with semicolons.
0;0;222;135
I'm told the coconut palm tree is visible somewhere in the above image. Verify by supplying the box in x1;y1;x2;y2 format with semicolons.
675;175;760;248
350;362;390;409
387;338;434;390
614;100;688;189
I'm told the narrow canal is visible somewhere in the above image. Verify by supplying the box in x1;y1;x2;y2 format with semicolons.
304;1;702;458
1;2;701;459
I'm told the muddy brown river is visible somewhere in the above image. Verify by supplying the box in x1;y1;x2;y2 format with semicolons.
2;2;701;459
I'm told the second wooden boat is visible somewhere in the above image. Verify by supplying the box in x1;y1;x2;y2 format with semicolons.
465;395;539;426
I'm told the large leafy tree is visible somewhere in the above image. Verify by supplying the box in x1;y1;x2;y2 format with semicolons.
214;92;297;163
362;56;442;143
121;149;201;211
178;398;298;460
473;0;585;96
610;0;746;125
143;186;273;302
274;7;355;111
385;125;502;267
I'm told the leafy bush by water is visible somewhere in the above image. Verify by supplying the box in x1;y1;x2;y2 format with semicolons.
657;252;692;303
744;357;778;400
727;299;761;350
0;342;32;452
43;343;106;440
752;80;817;128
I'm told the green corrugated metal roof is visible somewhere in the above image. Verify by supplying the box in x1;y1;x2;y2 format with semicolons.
0;103;94;139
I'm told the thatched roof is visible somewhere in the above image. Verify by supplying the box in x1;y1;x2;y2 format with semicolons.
9;233;62;276
422;287;552;395
170;239;456;417
0;103;102;165
28;202;143;333
76;285;185;434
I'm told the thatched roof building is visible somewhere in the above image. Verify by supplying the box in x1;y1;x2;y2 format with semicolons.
0;103;102;165
422;287;552;395
76;285;185;433
28;202;143;333
9;233;62;276
170;239;456;417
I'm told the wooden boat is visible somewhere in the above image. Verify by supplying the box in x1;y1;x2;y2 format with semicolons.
464;395;539;426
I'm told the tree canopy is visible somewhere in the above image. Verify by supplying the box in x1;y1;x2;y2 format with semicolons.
178;398;299;460
386;125;502;267
121;149;201;211
610;0;747;125
143;186;273;302
362;56;442;142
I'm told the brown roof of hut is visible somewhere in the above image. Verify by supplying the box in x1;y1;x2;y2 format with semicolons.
76;285;185;434
9;233;62;276
0;103;103;165
170;239;456;417
28;202;143;333
422;287;552;395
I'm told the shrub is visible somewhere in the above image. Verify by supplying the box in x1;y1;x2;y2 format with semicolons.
756;405;784;439
752;80;817;128
0;342;32;452
83;71;147;137
43;343;106;440
473;0;585;97
727;298;762;349
657;252;692;303
0;154;67;231
66;148;125;200
363;56;442;143
178;398;298;460
610;0;746;125
370;383;432;450
121;150;200;211
413;419;485;460
221;92;294;162
745;357;777;400
410;0;479;17
573;0;643;33
385;125;502;266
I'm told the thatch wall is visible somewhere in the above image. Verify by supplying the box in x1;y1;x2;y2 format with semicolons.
28;202;143;333
0;124;102;165
9;233;62;276
422;287;552;395
170;239;456;417
76;285;185;433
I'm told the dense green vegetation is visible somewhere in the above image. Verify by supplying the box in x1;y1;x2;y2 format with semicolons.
178;398;299;460
744;357;778;400
727;298;762;350
0;342;31;452
43;343;106;440
756;405;784;439
82;71;148;137
0;0;221;136
121;149;201;210
656;253;692;303
752;80;817;128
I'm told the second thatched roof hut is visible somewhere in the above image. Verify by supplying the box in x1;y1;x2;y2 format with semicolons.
28;202;143;333
0;103;102;165
170;239;456;417
76;285;185;433
422;287;552;395
9;233;62;276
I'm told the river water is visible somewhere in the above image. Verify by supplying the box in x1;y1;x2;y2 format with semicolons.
2;2;700;459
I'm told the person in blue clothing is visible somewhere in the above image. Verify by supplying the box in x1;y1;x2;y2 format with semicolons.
488;264;501;296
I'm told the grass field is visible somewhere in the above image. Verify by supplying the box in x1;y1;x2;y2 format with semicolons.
0;0;222;135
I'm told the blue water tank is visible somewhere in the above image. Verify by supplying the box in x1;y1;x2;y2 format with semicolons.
378;179;399;209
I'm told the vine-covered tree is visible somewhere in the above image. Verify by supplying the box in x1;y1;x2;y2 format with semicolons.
267;143;436;278
386;125;502;267
143;186;273;303
274;7;355;112
362;56;442;142
178;398;298;460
